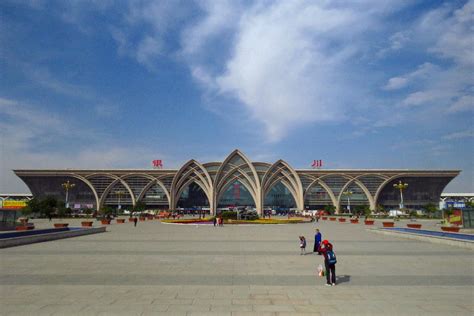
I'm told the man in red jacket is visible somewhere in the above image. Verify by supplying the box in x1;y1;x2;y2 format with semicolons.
318;239;336;286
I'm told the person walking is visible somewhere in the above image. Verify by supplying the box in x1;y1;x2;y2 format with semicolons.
314;229;322;254
213;216;217;227
318;240;337;286
299;236;307;255
133;217;138;227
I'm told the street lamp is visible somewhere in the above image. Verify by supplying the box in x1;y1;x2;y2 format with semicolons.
61;180;75;209
115;190;125;212
342;190;353;214
393;180;408;209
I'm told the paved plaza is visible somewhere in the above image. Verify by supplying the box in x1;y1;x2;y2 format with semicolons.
1;218;473;315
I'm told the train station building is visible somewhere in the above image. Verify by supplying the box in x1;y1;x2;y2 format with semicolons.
14;149;460;215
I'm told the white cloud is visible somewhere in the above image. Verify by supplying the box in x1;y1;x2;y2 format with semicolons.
448;95;474;113
388;1;473;111
426;0;474;67
0;97;163;193
384;63;438;90
184;1;399;141
442;130;474;140
136;36;162;68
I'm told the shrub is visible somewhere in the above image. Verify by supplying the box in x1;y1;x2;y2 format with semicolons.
220;211;237;220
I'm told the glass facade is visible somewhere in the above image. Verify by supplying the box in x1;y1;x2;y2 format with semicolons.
15;150;459;214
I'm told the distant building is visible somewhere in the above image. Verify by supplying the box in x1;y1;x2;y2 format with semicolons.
439;193;474;210
13;149;460;216
0;193;32;209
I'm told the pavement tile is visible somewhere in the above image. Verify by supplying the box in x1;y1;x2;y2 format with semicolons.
192;298;232;305
151;298;193;305
1;218;472;315
166;304;210;312
231;312;276;316
294;304;339;313
211;304;253;312
232;299;273;305
253;305;296;312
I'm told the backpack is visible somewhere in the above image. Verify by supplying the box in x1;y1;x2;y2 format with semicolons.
326;250;337;265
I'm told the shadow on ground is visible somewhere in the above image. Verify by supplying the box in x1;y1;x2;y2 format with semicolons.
337;275;351;284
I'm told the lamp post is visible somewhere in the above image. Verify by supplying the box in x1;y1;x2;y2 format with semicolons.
342;190;353;214
61;180;75;209
115;190;125;212
393;180;408;209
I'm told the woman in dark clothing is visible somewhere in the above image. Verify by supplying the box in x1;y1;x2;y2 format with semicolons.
314;229;322;254
318;239;336;286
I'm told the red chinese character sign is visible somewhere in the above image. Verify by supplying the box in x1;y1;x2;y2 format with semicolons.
311;160;323;169
233;183;240;200
152;159;163;169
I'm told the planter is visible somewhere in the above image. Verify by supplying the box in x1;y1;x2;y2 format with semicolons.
322;217;328;220
101;219;111;225
338;218;346;222
81;221;93;227
329;217;337;221
54;223;69;228
364;220;375;225
139;218;146;221
16;225;34;231
147;217;154;220
382;222;395;227
128;218;135;222
407;224;422;229
350;219;359;224
116;219;125;224
441;226;460;232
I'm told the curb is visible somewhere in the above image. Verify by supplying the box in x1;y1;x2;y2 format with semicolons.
367;228;474;250
0;227;107;248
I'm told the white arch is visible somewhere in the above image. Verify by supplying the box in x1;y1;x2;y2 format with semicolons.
171;159;213;210
262;160;304;210
215;176;258;208
98;177;136;209
64;173;100;210
174;178;212;209
338;178;375;211
214;150;261;214
303;178;339;210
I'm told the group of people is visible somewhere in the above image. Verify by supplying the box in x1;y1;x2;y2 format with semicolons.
299;228;337;286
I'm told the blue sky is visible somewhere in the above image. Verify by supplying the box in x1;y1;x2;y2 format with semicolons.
0;0;472;193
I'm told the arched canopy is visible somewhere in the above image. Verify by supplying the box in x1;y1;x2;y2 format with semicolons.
86;173;135;209
171;159;213;210
338;178;375;210
214;150;261;213
217;179;256;207
304;178;338;208
262;160;303;210
176;180;210;208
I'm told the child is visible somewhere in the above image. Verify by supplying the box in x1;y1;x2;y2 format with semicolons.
299;236;307;255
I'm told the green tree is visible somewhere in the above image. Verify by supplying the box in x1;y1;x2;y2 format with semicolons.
21;205;33;218
355;205;371;216
376;204;386;214
25;198;41;214
423;203;438;218
39;196;58;218
133;201;146;213
324;205;336;215
99;206;113;217
83;208;93;217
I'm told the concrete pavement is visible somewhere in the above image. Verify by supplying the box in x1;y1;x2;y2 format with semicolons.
1;217;472;315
